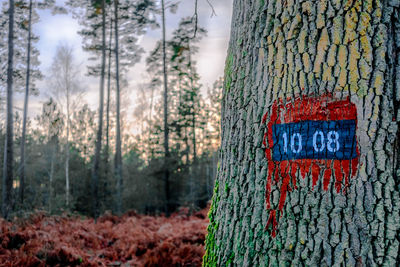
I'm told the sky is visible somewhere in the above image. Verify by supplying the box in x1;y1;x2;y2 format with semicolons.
10;0;233;131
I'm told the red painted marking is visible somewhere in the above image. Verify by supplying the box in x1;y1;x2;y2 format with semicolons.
266;210;277;238
311;162;321;190
342;160;350;190
323;160;332;191
263;95;359;237
290;162;298;190
334;160;343;193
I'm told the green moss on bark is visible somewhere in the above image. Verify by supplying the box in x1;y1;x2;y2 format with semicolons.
203;181;220;266
224;53;234;94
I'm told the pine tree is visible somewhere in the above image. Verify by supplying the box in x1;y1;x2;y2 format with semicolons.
170;17;206;162
92;0;106;219
35;98;64;213
112;0;157;214
69;0;157;215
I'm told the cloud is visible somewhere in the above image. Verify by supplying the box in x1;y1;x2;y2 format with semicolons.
18;0;233;133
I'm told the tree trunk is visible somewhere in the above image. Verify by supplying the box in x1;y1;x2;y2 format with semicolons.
106;16;112;156
2;0;15;219
65;49;71;208
161;0;171;214
204;1;400;266
48;139;55;213
187;42;197;162
103;16;112;212
65;104;70;208
92;0;106;219
148;84;155;159
113;0;123;215
19;0;33;206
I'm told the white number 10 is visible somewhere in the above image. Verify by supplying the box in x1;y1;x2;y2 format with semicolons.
282;132;302;154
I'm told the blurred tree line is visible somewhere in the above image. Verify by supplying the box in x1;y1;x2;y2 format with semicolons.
0;0;221;218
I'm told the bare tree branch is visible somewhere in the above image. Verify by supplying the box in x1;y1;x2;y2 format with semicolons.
193;0;216;38
192;0;198;38
205;0;216;17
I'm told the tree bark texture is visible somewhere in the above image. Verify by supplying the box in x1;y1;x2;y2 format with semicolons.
2;0;15;219
204;0;400;266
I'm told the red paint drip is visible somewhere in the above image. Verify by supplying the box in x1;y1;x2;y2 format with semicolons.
264;95;359;237
278;161;290;211
351;157;359;177
342;160;350;192
266;210;277;237
323;160;332;191
290;162;298;190
334;160;343;193
311;162;321;190
300;159;311;179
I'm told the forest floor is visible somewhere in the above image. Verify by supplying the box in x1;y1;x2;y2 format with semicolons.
0;207;209;266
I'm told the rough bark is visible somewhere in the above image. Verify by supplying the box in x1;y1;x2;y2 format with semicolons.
19;0;33;205
204;0;400;266
2;0;15;219
92;0;106;219
113;0;123;215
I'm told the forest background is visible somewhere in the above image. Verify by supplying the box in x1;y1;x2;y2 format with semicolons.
0;0;232;218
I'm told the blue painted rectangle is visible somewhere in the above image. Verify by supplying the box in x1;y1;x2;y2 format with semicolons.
272;120;357;161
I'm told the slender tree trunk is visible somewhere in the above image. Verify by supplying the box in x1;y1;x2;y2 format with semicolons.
2;0;15;219
48;140;55;213
205;1;400;266
187;42;196;162
192;115;196;161
65;102;70;207
149;85;154;123
148;85;155;160
65;49;71;208
92;0;106;219
113;0;123;215
178;79;189;164
103;19;112;211
2;139;7;215
106;17;112;154
187;42;196;209
19;0;33;206
185;126;189;164
161;0;170;214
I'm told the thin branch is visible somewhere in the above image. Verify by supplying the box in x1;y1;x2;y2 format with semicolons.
192;0;198;38
205;0;216;17
165;1;180;9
